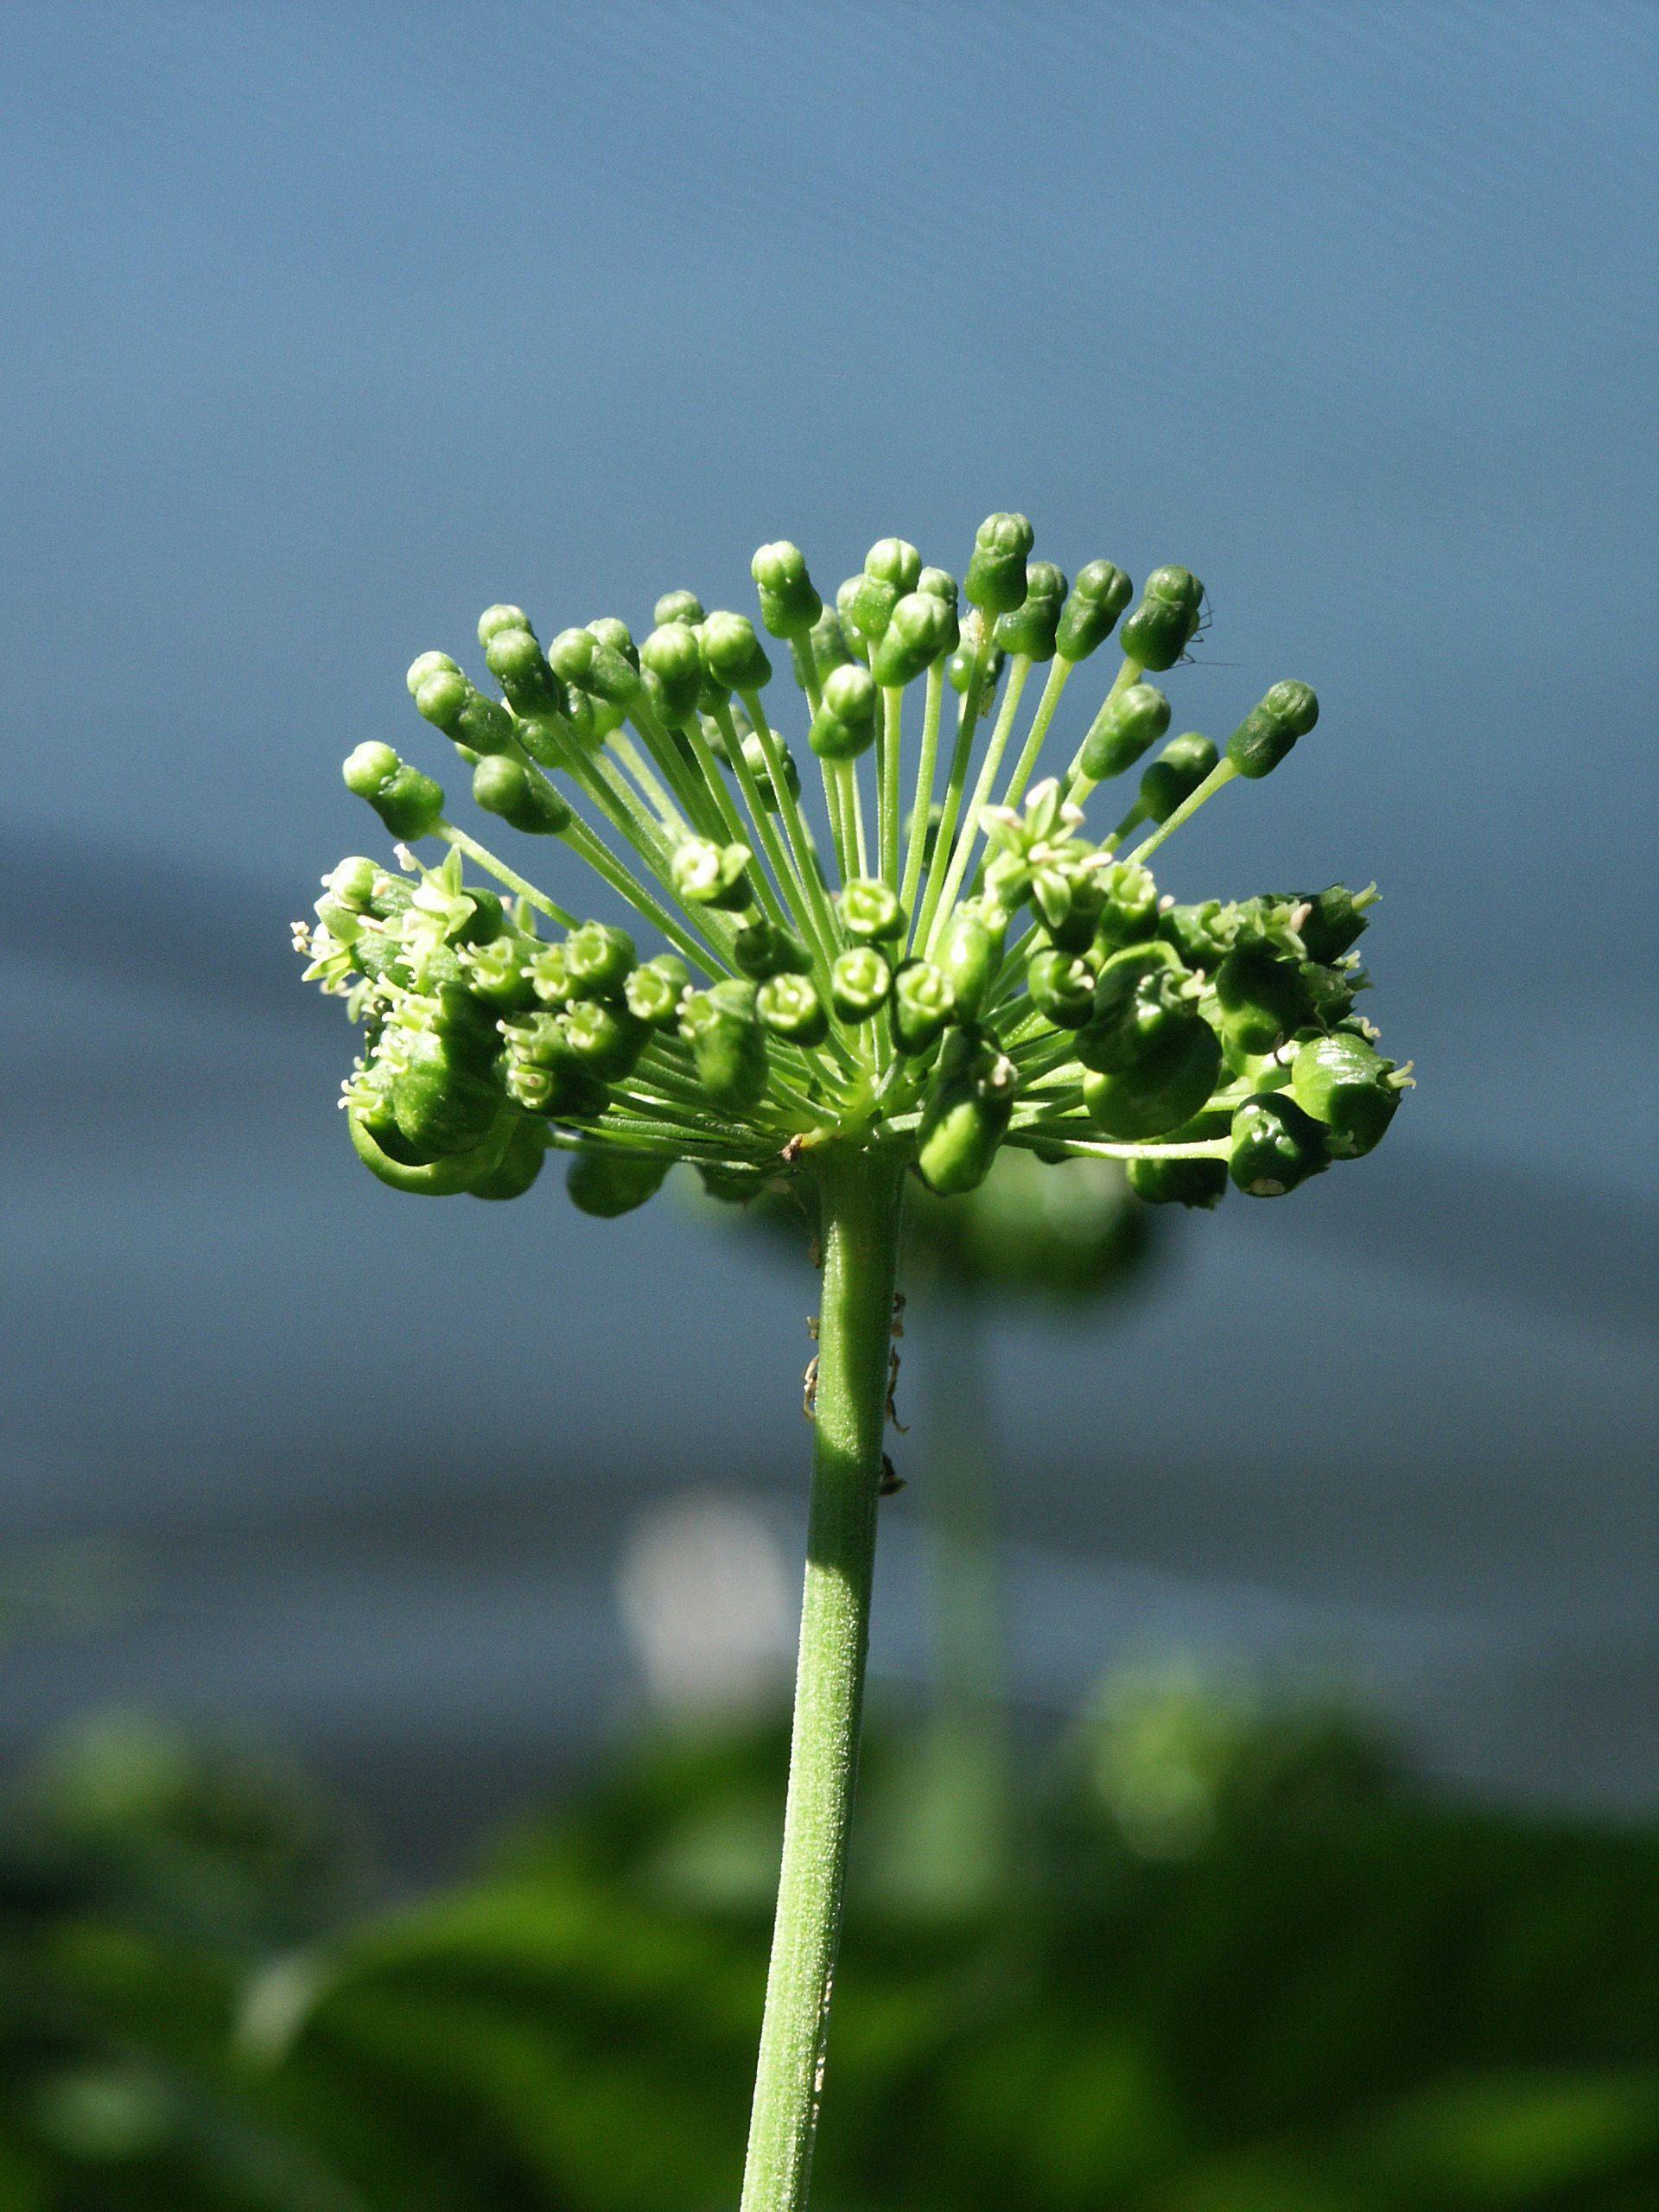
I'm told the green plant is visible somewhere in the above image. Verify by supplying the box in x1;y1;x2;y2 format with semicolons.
260;1695;1659;2212
296;516;1410;2209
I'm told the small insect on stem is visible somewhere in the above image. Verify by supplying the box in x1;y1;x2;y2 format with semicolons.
886;1344;907;1433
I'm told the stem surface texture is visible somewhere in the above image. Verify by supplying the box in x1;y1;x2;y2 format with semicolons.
740;1144;905;2212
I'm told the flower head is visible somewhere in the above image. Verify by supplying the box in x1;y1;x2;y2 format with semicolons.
298;519;1409;1212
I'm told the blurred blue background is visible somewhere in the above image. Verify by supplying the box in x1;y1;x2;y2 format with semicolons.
3;0;1656;1862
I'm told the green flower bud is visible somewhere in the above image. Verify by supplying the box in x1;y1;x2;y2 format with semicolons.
529;944;572;1007
477;604;531;647
563;997;648;1080
550;626;643;709
563;920;637;1000
461;932;536;1012
734;916;810;980
1226;680;1319;779
757;970;830;1046
1055;562;1133;663
346;925;402;987
1078;682;1172;782
454;689;516;757
1126;1109;1230;1210
473;755;570;835
390;1029;505;1156
467;1116;547;1201
505;1007;570;1065
365;866;413;916
484;626;563;715
1033;855;1109;951
1285;882;1377;964
567;1151;670;1218
833;578;868;661
1229;1093;1328;1195
403;988;495;1080
848;538;922;647
1215;945;1314;1057
1081;1014;1222;1140
625;953;691;1029
414;667;471;730
936;902;1006;1021
444;884;505;950
752;540;823;639
654;588;704;628
1091;861;1160;954
326;856;380;912
806;604;853;677
984;846;1033;917
671;835;753;910
565;690;626;745
543;625;594;686
588;616;639;669
681;978;769;1110
692;669;729;720
838;878;906;944
1138;732;1218;823
892;958;954;1054
519;1061;609;1119
866;537;923;592
641;619;703;721
995;561;1067;660
347;1106;495;1196
1158;899;1236;969
1077;942;1196;1073
1222;889;1319;957
916;1035;1017;1194
1026;945;1095;1028
964;512;1035;615
512;715;569;773
407;650;461;697
1289;1032;1407;1158
917;566;958;609
1121;565;1204;671
869;590;957;686
313;893;363;951
343;743;444;841
830;946;893;1023
700;611;772;692
1298;959;1362;1030
809;663;879;760
500;1016;608;1118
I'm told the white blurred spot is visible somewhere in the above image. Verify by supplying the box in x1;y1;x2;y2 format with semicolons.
617;1492;792;1710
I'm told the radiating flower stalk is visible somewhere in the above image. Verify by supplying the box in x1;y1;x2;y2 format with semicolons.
296;515;1411;2211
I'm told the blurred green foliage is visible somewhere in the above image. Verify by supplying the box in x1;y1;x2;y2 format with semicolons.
3;1684;1657;2210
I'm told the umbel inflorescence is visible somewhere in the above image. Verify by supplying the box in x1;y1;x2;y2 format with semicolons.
297;517;1409;1219
297;512;1412;2212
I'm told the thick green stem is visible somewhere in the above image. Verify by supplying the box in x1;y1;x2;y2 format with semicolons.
741;1144;905;2212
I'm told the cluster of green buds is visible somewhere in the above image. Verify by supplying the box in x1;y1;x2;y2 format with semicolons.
297;518;1409;1213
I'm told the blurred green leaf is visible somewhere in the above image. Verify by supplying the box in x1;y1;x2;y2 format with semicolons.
6;1688;1659;2209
